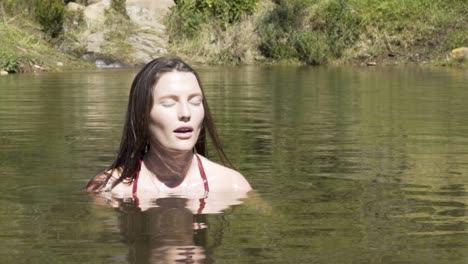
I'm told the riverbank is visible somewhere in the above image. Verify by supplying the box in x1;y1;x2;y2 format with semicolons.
0;18;93;74
166;0;468;67
1;0;467;75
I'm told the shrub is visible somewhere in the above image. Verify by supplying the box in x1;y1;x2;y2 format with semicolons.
312;0;360;57
257;0;308;60
166;0;258;42
0;53;20;73
166;0;205;41
445;30;468;50
34;0;65;39
195;0;257;24
0;0;33;16
257;0;360;65
293;31;329;65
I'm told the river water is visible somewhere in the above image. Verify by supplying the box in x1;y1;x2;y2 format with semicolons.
0;66;467;263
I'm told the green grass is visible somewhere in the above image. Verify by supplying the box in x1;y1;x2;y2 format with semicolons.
167;0;468;66
0;17;92;73
2;0;467;69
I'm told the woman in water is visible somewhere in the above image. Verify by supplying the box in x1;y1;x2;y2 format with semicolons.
85;56;251;199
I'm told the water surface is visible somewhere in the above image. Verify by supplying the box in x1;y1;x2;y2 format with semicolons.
0;66;467;263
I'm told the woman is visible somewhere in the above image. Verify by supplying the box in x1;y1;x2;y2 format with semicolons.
85;56;251;199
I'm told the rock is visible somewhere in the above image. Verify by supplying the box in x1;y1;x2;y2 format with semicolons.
366;61;377;66
125;0;173;62
1;70;8;75
76;0;174;64
128;33;167;63
126;0;174;24
84;31;105;53
451;47;468;60
83;0;110;30
67;2;85;11
33;65;47;71
56;62;64;67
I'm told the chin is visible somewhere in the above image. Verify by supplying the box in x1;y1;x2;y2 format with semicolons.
169;142;197;152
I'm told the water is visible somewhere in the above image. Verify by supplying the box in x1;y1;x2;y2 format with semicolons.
0;66;467;263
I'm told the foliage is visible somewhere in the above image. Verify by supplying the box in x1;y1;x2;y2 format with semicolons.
257;0;307;60
34;0;65;39
0;19;93;73
257;0;360;65
0;52;20;73
167;0;258;40
166;0;259;64
313;0;360;57
166;0;205;41
445;30;468;50
194;0;257;24
293;32;329;65
255;0;468;65
0;0;33;16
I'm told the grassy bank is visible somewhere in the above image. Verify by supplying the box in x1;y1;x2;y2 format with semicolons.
166;0;468;66
0;0;94;74
0;19;94;73
0;17;92;73
1;0;467;72
0;0;141;73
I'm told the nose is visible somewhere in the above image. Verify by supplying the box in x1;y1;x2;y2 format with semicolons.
178;102;191;122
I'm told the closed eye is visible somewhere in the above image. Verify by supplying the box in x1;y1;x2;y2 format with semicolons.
161;100;176;107
189;97;203;106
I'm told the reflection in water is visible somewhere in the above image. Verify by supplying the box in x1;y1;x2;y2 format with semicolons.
118;197;206;264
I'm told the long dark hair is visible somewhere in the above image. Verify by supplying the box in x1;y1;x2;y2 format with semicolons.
92;57;232;190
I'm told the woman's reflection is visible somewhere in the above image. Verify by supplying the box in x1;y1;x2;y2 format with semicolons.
119;197;206;264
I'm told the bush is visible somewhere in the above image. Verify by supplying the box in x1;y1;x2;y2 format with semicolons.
257;0;308;60
0;51;21;73
257;0;360;65
0;0;33;16
34;0;65;39
293;31;329;65
312;0;360;57
195;0;257;24
166;0;258;42
166;0;205;41
445;30;468;50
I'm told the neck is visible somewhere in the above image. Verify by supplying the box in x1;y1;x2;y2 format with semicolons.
144;145;194;188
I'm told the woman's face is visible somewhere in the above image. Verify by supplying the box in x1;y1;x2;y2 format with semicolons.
149;71;205;152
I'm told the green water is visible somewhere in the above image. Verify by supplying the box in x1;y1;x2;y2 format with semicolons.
0;66;467;263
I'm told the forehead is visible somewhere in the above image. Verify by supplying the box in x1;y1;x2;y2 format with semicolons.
154;71;201;96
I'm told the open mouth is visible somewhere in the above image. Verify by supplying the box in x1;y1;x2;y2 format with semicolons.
174;127;194;139
174;127;194;133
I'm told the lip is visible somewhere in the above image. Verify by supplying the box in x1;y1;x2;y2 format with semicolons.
173;126;194;139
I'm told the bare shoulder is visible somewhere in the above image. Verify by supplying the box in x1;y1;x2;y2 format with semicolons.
85;168;121;192
198;155;252;192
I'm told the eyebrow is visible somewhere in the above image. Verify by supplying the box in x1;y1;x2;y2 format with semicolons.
157;93;203;100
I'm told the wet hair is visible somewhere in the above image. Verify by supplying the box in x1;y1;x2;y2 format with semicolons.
86;56;231;191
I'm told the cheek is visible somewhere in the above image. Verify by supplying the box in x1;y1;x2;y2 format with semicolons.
149;107;171;130
196;107;205;125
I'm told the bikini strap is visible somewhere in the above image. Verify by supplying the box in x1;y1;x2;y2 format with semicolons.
196;154;209;192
